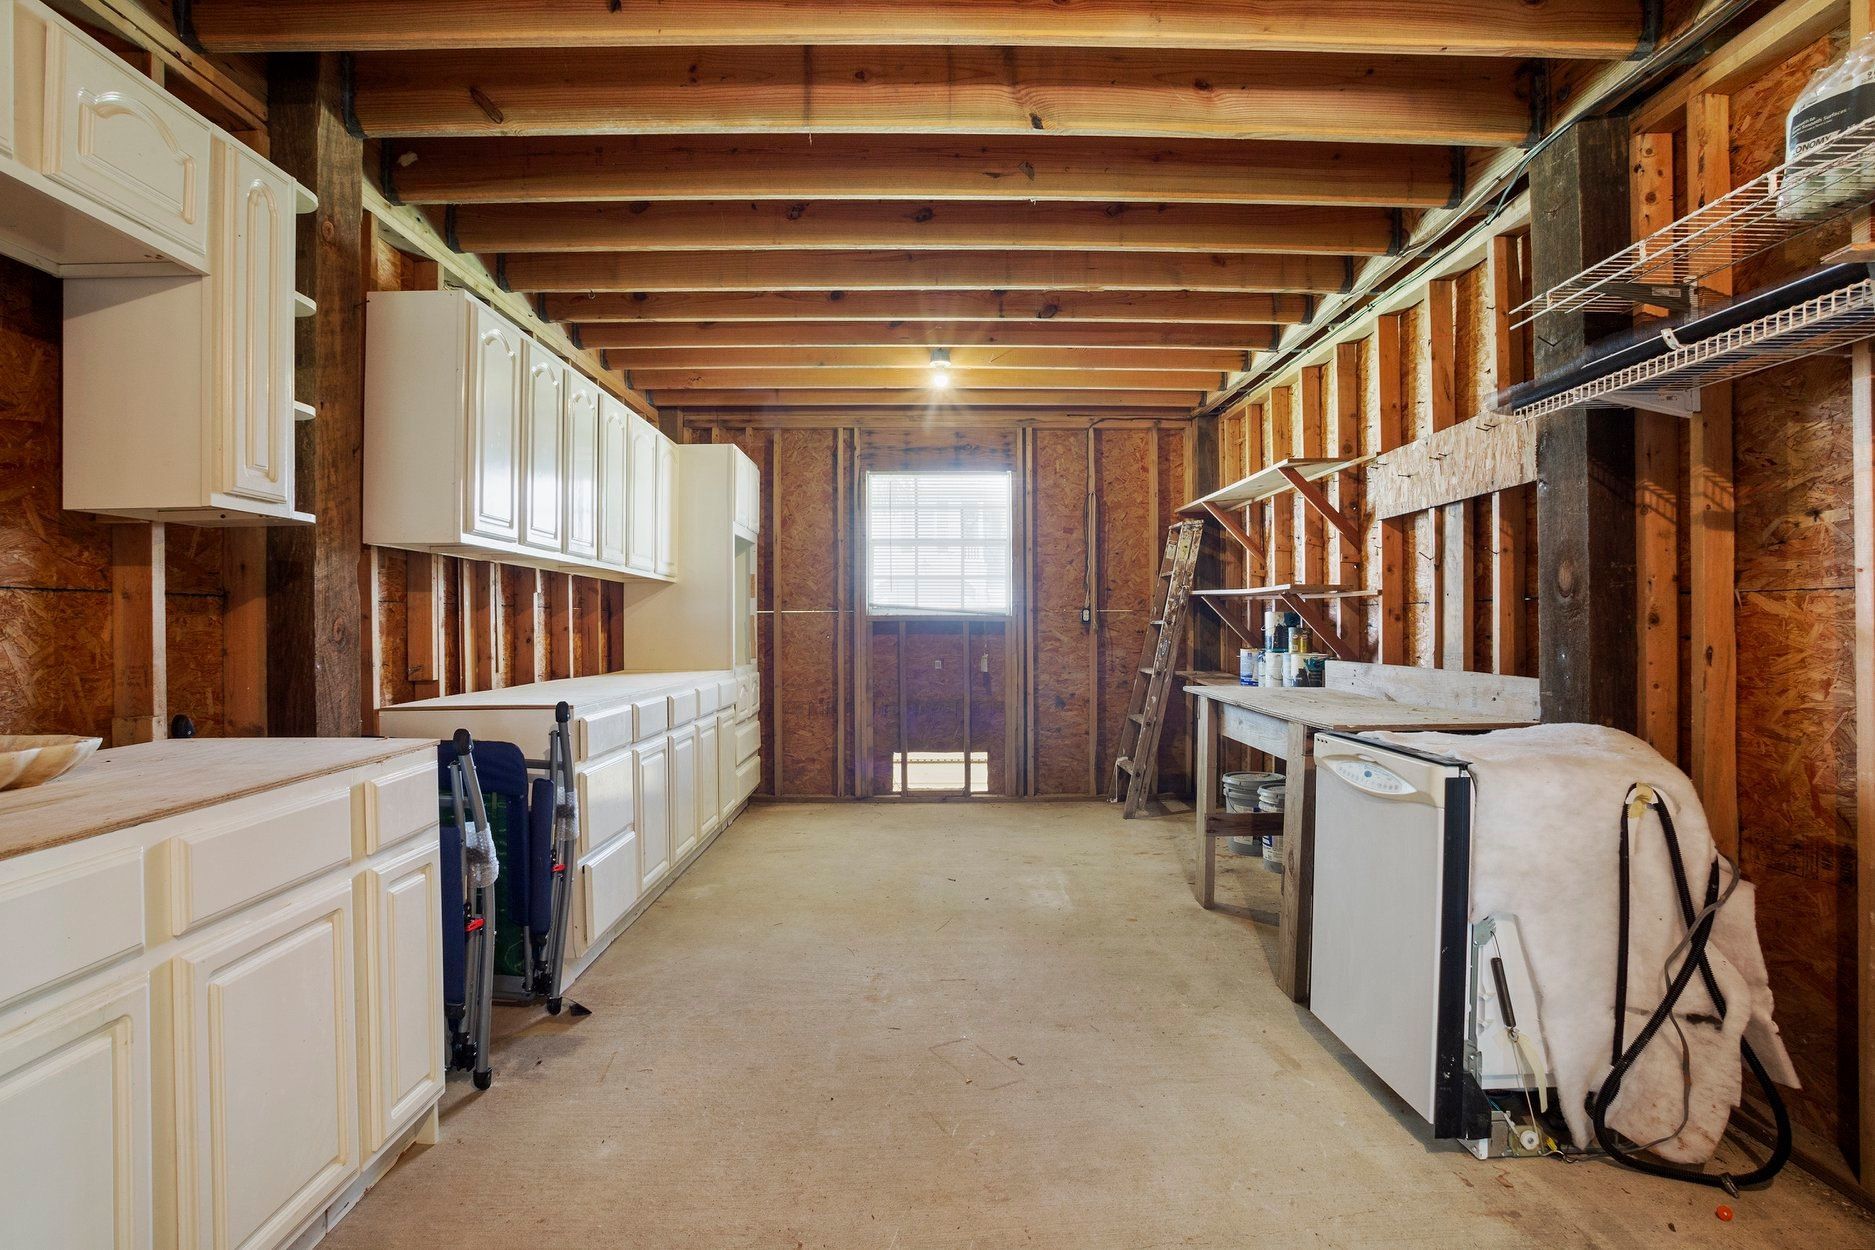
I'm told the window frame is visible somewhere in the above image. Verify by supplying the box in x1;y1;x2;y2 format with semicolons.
861;468;1015;620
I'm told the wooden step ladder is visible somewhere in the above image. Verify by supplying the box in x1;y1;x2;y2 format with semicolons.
1110;518;1207;817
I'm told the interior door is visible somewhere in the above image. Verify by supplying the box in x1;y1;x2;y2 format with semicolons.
522;341;565;551
465;303;523;542
218;145;291;505
563;373;600;561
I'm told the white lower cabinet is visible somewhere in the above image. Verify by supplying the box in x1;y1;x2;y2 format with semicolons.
0;976;152;1250
696;715;721;839
635;739;671;893
578;831;640;953
355;841;444;1156
668;725;699;862
171;881;358;1250
717;711;739;821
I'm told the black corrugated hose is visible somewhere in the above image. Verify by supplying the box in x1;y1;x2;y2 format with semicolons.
1586;785;1792;1194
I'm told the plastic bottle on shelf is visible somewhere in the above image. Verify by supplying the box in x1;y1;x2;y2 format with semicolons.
1780;34;1875;221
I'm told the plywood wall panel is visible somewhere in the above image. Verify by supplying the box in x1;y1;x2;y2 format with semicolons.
969;621;1008;794
776;610;841;795
1735;357;1853;594
868;620;901;793
0;588;111;738
772;428;842;795
902;620;967;758
166;592;225;736
1736;587;1856;1157
376;548;413;709
1032;427;1094;794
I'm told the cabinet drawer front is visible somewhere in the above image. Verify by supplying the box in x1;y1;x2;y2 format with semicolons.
714;677;737;710
43;20;212;261
579;830;639;952
631;693;668;741
0;847;143;1012
580;705;634;762
576;749;634;857
164;785;352;936
666;687;699;729
736;754;761;802
735;716;760;765
362;760;438;856
695;681;719;718
0;977;152;1250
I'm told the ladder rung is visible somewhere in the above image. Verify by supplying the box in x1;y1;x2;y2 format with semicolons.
1149;618;1167;627
1116;757;1136;773
1127;713;1147;725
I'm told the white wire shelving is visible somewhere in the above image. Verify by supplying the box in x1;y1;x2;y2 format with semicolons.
1506;276;1875;419
1512;117;1875;328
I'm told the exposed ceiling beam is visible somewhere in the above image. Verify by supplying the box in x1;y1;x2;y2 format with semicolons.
576;321;1278;351
189;0;1644;59
541;290;1313;324
643;387;1206;408
628;366;1224;390
351;46;1531;147
383;134;1460;207
499;249;1351;294
602;346;1248;371
442;201;1400;256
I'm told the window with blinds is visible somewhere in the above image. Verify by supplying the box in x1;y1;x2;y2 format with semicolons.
864;470;1013;617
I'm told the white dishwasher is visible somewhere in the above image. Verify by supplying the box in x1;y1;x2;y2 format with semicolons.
1309;732;1551;1157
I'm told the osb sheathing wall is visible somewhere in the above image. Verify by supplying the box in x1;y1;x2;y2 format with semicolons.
1667;25;1862;1184
0;255;230;740
686;417;1193;799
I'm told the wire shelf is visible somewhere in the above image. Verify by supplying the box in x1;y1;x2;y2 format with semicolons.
1505;276;1875;419
1512;118;1875;328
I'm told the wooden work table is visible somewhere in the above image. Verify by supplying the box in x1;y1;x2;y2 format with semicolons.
1187;663;1539;1004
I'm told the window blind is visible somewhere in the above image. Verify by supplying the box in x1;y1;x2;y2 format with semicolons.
865;471;1013;616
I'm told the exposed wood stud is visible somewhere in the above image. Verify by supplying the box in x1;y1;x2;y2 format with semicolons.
221;530;268;736
1631;130;1680;758
1490;487;1528;676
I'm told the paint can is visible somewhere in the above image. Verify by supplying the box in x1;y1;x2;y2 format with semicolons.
1289;625;1312;654
1238;648;1257;685
1222;770;1281;857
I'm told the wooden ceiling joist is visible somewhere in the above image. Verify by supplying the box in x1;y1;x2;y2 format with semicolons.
382;134;1460;208
499;249;1352;294
644;387;1205;408
541;290;1313;325
575;321;1279;351
443;201;1401;257
627;366;1225;391
349;46;1531;147
601;346;1249;372
188;0;1645;59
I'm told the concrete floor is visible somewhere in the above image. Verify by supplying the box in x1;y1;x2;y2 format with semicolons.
329;800;1875;1249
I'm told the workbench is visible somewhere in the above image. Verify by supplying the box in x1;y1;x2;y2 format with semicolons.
1188;663;1539;1004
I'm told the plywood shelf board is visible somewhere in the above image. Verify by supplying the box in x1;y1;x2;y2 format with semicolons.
1180;454;1369;512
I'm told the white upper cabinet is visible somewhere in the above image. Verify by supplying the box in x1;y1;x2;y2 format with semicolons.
565;372;601;562
364;289;666;580
37;10;212;268
733;449;761;538
655;432;678;578
627;413;660;576
217;143;293;507
522;339;565;551
597;394;630;568
465;299;525;543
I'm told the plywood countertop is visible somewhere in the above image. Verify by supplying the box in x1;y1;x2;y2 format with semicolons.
1185;682;1537;733
0;738;434;862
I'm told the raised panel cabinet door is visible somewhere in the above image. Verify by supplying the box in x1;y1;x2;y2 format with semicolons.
465;302;524;542
598;397;630;568
42;20;212;264
0;977;152;1250
634;741;671;893
216;147;294;506
655;435;677;577
521;340;565;551
715;711;738;819
626;416;658;574
564;373;601;561
668;725;698;861
695;717;721;839
175;882;358;1250
358;841;444;1156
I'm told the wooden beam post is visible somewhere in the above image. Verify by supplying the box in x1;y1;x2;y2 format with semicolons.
1686;93;1738;854
111;523;166;746
267;53;367;736
1631;131;1681;759
1528;115;1636;730
221;529;267;736
1851;0;1875;1198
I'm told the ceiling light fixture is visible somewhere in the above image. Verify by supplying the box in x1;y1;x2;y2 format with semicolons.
929;347;952;388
